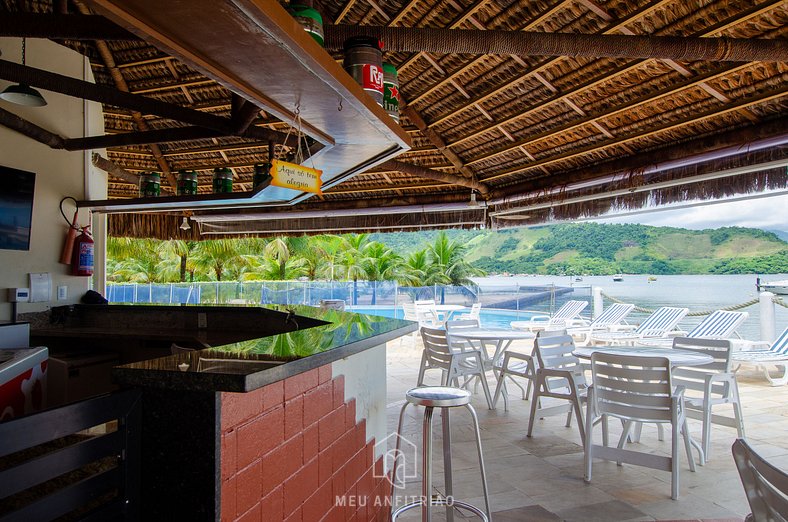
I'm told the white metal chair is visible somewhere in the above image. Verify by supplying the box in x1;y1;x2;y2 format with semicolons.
567;303;635;345
418;326;493;409
584;353;696;500
511;300;589;332
671;337;745;464
526;335;593;444
590;306;689;345
733;326;788;386
638;310;749;348
732;438;788;522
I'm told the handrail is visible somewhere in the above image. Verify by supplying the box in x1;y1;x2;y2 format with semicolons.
600;290;762;316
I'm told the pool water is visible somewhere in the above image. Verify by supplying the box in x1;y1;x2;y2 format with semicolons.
347;306;537;329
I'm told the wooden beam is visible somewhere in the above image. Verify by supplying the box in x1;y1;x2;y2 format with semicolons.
381;159;490;194
231;94;262;134
324;24;787;62
0;14;138;40
65;127;224;150
91;153;140;184
0;107;65;148
489;117;788;199
401;105;476;181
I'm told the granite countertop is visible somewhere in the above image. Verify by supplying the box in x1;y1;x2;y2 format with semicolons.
108;305;416;393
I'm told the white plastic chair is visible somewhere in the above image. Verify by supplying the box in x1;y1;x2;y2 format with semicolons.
418;326;493;409
414;299;442;326
671;337;745;464
638;310;749;348
511;300;589;332
456;303;482;323
733;326;788;386
526;335;593;444
567;303;635;345
492;328;567;410
590;306;689;345
584;353;696;500
732;438;788;522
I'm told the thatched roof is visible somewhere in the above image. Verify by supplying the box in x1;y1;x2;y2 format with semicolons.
1;0;786;238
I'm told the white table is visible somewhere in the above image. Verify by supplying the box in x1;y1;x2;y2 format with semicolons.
449;327;535;366
572;346;714;367
432;304;467;323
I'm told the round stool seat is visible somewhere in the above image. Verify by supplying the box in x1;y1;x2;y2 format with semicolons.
405;386;471;408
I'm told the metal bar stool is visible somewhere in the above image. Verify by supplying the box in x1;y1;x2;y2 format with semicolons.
391;386;491;522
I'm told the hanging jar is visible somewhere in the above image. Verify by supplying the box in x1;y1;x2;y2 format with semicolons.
213;167;233;194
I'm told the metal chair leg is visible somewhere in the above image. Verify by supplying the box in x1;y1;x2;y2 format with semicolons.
466;404;492;522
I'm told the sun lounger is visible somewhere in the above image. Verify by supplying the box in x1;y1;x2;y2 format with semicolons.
511;300;589;332
566;303;635;346
590;306;688;345
733;327;788;386
637;310;749;348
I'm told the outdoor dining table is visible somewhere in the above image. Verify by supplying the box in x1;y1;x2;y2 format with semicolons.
449;327;536;368
571;346;714;367
432;304;467;323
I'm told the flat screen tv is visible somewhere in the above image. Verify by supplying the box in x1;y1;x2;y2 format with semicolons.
0;166;35;251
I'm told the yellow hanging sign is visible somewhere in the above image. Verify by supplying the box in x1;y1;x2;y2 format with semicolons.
270;160;322;194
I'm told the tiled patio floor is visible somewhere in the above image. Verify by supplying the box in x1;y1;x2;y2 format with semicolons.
383;336;788;521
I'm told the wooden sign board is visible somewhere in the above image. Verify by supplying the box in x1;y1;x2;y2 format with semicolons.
270;160;322;194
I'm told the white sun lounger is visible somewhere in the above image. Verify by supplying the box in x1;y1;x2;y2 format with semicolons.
590;306;688;345
567;303;636;346
637;310;749;348
511;300;589;332
733;327;788;386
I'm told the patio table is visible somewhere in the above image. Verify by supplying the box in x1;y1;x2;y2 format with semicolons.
449;327;536;367
571;346;713;367
432;304;467;323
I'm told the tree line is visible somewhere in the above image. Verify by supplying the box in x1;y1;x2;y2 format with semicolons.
107;232;485;286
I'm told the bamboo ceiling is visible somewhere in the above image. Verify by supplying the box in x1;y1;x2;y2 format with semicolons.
1;0;787;238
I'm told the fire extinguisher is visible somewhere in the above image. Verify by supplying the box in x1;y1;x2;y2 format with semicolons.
71;225;94;277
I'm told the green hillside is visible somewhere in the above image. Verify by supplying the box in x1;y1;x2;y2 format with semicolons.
372;224;788;275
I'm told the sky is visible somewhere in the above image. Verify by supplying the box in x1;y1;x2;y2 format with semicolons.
595;191;788;232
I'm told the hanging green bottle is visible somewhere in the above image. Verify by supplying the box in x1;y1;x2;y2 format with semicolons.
287;4;324;46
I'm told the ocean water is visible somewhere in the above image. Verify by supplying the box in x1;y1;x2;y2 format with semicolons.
471;274;788;342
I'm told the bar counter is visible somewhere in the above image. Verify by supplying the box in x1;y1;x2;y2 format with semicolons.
32;303;415;521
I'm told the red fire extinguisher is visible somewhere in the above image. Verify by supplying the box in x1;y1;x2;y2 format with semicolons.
71;225;94;277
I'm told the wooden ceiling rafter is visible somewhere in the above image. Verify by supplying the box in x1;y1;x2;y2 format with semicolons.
480;87;788;184
421;0;701;129
463;62;753;165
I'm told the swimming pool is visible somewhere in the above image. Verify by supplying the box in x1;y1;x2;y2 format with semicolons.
347;306;537;329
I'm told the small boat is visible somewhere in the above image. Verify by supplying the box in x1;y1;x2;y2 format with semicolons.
759;279;788;295
648;276;657;283
612;274;624;282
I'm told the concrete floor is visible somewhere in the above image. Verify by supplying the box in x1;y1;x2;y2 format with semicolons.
383;335;788;521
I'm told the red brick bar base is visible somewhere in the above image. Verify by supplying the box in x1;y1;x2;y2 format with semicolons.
220;364;391;521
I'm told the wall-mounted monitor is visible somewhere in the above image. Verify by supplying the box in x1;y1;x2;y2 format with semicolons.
0;166;35;251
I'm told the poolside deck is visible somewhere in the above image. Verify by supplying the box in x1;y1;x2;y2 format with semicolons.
384;337;788;521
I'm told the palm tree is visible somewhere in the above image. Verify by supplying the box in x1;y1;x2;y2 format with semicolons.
427;231;485;303
337;234;373;305
192;239;239;281
362;242;402;304
156;240;196;282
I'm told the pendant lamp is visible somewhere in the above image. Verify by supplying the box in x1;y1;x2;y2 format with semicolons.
0;38;47;107
180;217;191;231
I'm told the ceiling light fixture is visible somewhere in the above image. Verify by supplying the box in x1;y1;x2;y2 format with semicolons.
0;38;47;107
468;191;479;207
180;216;191;231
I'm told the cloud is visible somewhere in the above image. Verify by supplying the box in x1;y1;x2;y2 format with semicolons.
596;193;788;231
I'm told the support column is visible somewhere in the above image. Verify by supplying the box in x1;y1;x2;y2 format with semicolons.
593;287;604;319
759;291;776;342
